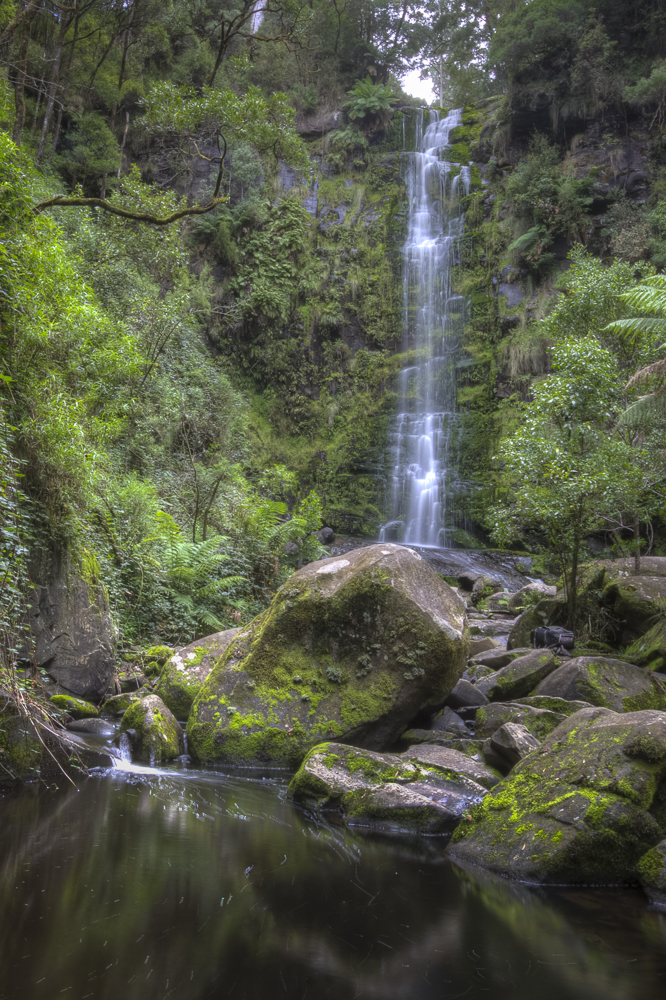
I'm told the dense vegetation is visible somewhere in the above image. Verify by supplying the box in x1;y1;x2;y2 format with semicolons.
1;0;666;677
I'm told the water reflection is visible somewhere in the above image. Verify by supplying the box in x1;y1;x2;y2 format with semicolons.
0;767;664;999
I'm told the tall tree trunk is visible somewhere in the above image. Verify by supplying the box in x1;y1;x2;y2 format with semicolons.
12;29;30;145
50;12;79;160
566;533;581;632
117;111;130;178
37;9;73;164
633;514;641;575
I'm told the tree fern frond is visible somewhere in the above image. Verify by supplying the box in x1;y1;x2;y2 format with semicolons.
619;389;666;425
626;358;666;389
604;317;666;337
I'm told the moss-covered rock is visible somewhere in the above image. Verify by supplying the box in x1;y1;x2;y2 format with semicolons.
0;695;42;783
155;629;240;721
477;649;556;701
188;544;469;767
515;695;594;716
101;692;140;715
120;695;182;762
624;621;666;673
449;707;666;884
288;740;500;834
117;668;147;692
534;657;666;713
49;694;98;719
474;702;566;741
637;839;666;905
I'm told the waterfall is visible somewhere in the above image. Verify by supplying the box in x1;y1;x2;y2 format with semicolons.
381;108;470;547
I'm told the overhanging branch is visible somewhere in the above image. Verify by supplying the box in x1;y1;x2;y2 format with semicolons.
32;193;229;224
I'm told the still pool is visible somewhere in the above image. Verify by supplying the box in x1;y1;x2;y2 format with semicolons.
0;762;665;999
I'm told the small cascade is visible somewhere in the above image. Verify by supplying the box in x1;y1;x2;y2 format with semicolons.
381;109;470;546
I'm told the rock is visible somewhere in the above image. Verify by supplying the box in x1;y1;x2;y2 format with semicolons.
28;544;116;700
515;695;594;716
508;599;565;649
474;702;566;741
463;664;497;684
477;649;557;701
296;108;345;138
66;718;116;736
317;527;335;545
101;692;140;715
637;840;666;905
449;708;666;884
483;591;514;613
155;629;240;720
49;695;98;719
471;575;503;606
469;637;501;656
288;741;499;834
188;544;469;767
120;695;182;762
507;582;557;612
398;730;484;757
469;647;531;669
576;559;666;643
445;678;489;709
142;645;174;678
534;657;666;713
489;722;540;766
432;706;469;733
117;669;147;692
624;621;666;673
284;540;300;555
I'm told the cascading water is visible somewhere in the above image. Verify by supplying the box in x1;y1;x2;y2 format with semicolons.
381;109;470;547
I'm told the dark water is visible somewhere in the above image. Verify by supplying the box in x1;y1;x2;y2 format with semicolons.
1;762;665;1000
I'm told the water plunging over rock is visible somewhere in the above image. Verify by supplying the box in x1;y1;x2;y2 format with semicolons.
383;109;470;546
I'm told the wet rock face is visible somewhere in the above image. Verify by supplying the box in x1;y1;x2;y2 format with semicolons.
288;741;500;835
120;695;182;762
449;708;666;884
28;546;115;700
534;657;666;713
187;544;469;767
155;629;240;721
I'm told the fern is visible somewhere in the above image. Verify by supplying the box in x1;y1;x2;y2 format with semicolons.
605;276;666;424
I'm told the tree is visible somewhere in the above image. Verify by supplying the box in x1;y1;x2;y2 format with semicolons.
489;339;648;629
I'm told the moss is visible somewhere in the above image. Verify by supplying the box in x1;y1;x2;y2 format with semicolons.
0;714;41;780
636;845;666;888
121;696;181;762
49;695;98;719
101;692;137;715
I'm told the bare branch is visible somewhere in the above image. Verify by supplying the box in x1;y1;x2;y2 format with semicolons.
33;193;228;225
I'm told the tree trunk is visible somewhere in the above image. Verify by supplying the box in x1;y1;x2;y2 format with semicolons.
37;11;71;164
634;514;641;575
12;29;30;145
117;111;130;178
566;535;581;632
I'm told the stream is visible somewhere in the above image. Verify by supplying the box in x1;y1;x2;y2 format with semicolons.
1;761;665;1000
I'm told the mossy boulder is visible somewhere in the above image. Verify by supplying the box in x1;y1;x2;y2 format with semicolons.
515;695;594;716
637;839;666;905
477;649;557;701
474;702;566;741
624;621;666;673
188;544;469;767
288;740;500;834
155;629;240;721
0;694;42;783
101;692;140;715
575;559;666;644
534;657;666;713
507;599;565;649
142;646;174;678
449;707;666;884
49;694;99;719
120;694;182;762
117;668;147;692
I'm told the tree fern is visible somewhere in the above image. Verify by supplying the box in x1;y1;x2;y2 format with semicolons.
606;276;666;423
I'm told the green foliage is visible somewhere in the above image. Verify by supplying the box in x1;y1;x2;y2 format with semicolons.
345;78;397;120
54;112;120;194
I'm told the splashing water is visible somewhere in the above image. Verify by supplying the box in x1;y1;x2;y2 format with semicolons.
381;109;470;546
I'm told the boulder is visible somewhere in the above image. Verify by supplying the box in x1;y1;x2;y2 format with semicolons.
515;695;594;716
508;599;565;649
474;702;566;741
576;559;666;643
288;741;500;834
67;718;116;736
120;695;182;762
317;527;335;545
489;722;540;766
483;591;514;613
449;708;666;884
477;649;557;701
507;582;557;612
155;629;240;720
432;706;469;733
637;840;666;905
28;544;115;700
101;692;143;715
445;678;489;709
398;730;484;758
471;575;503;606
117;668;147;692
469;647;531;669
187;544;469;767
534;657;666;713
624;621;666;673
49;694;98;719
296;108;345;138
469;637;502;656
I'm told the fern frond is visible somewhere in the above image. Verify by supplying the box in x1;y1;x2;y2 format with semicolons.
619;388;666;425
604;317;666;338
626;358;666;389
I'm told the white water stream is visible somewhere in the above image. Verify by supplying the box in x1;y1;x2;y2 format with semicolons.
381;109;470;546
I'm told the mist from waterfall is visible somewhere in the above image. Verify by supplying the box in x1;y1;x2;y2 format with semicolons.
381;108;469;547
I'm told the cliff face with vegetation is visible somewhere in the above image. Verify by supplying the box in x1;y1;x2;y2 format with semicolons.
1;0;666;672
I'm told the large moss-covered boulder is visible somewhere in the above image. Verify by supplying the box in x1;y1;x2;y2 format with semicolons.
188;544;469;767
49;694;98;719
120;694;182;762
534;657;666;713
624;621;666;673
476;649;556;701
449;707;666;884
155;629;240;720
474;702;566;741
288;741;500;834
637;839;666;905
575;558;666;644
